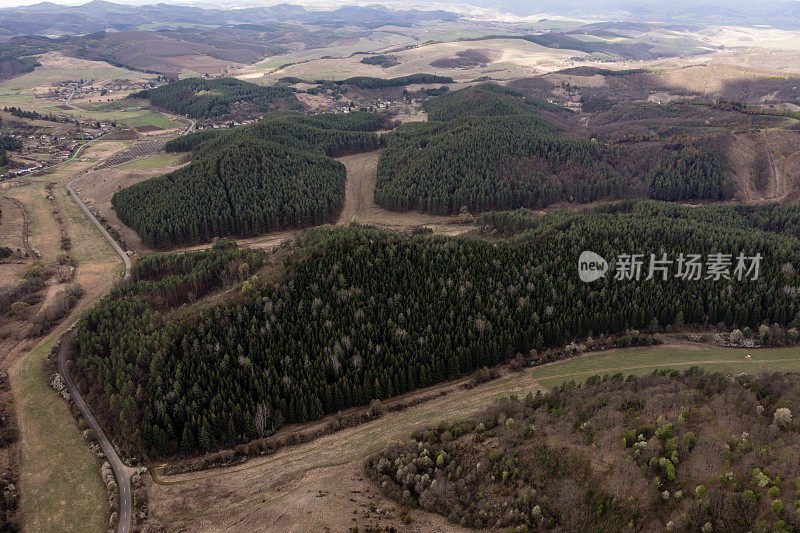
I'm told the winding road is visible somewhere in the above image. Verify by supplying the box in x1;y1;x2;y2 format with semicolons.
58;333;132;533
59;177;133;532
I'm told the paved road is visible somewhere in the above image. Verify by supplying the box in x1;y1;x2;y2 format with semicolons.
53;115;194;532
58;333;132;533
66;176;131;281
61;178;132;532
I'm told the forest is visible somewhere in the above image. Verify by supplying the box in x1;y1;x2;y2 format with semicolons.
74;200;800;457
359;54;399;67
317;73;454;89
367;369;800;532
112;111;385;248
375;84;730;214
131;77;299;118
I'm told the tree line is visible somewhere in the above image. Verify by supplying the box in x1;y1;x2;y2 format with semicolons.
74;201;800;457
312;74;454;89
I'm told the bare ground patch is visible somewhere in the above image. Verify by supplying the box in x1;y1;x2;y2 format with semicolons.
71;162;186;253
728;128;800;203
335;150;472;234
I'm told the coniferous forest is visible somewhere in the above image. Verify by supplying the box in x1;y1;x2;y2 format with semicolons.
374;84;729;214
131;77;299;118
111;111;386;248
73;201;800;457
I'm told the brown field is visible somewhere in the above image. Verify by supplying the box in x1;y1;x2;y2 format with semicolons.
335;149;471;234
133;125;161;133
166;54;234;76
253;38;587;84
72;161;186;253
0;196;26;253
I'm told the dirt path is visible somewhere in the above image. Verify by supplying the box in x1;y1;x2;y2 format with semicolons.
761;130;787;201
0;195;34;257
335;150;473;234
149;362;544;531
146;343;800;532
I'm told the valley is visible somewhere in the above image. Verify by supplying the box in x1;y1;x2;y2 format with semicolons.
3;3;800;532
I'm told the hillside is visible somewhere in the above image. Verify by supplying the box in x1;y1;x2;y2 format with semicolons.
72;201;800;457
375;84;730;214
131;77;299;118
367;368;800;532
111;111;385;248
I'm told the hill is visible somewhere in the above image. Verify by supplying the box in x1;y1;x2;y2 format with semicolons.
111;111;384;248
72;201;800;457
367;368;800;531
131;77;299;119
376;84;729;214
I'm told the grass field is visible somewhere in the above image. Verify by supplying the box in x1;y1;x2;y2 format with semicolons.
148;341;800;531
0;52;149;95
12;327;109;533
46;106;180;130
8;139;127;532
529;343;800;388
11;198;121;533
118;153;183;170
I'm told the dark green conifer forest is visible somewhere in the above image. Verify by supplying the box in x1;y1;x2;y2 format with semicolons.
74;201;800;457
112;111;386;248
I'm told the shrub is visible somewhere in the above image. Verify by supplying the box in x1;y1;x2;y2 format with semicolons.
774;408;792;429
368;399;383;418
655;423;674;441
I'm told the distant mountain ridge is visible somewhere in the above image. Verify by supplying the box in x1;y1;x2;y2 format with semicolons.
0;1;460;38
451;0;800;29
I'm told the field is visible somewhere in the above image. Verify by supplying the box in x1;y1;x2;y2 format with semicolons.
1;140;129;532
117;153;184;170
0;196;26;255
147;341;800;532
336;150;470;233
0;52;149;97
51;106;182;132
249;38;587;84
9;200;121;533
72;159;188;251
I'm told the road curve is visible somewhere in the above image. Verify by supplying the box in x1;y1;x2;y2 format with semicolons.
58;332;132;533
61;177;133;531
66;176;131;281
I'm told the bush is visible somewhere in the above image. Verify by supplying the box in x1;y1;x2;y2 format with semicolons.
9;302;30;320
368;399;383;418
774;408;792;429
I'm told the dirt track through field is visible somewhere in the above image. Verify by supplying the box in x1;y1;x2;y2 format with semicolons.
146;345;800;532
0;195;34;257
335;150;473;234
